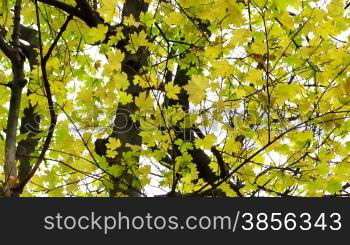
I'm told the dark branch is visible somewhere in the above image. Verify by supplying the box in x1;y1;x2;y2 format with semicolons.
0;35;15;61
15;2;73;194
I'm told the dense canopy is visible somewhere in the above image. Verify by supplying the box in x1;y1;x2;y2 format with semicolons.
0;0;350;197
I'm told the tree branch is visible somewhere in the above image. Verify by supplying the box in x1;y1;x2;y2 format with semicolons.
345;1;350;9
192;110;350;196
0;82;11;88
37;0;86;21
0;35;15;61
75;0;103;27
12;0;22;48
37;0;103;27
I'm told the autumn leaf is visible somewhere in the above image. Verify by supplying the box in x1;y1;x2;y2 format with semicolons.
135;91;154;110
2;0;350;197
195;134;216;150
184;75;210;105
165;82;181;100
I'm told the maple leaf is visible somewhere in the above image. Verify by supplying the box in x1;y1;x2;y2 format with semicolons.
97;0;118;23
184;75;210;105
165;82;181;100
195;134;216;150
86;24;108;43
135;91;154;110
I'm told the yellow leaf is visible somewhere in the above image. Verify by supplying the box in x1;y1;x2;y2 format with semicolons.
212;60;234;77
119;91;133;105
184;75;210;105
246;69;263;85
98;0;118;23
195;133;216;150
106;48;125;72
273;83;301;104
165;12;184;26
108;165;124;177
0;71;5;83
106;137;121;158
127;31;150;53
135;91;154;110
86;24;108;43
165;82;181;100
124;14;142;27
113;72;129;91
225;138;241;154
342;77;350;95
107;137;121;151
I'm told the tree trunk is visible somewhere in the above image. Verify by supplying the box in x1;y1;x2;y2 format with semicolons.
95;0;149;197
3;0;27;197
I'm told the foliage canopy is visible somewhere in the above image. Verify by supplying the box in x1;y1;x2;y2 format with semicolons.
0;0;350;197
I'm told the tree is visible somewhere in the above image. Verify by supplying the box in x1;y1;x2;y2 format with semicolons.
0;0;349;197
